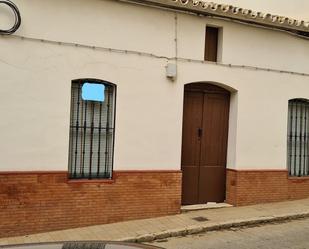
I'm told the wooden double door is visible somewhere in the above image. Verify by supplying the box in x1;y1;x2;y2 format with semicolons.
181;83;230;205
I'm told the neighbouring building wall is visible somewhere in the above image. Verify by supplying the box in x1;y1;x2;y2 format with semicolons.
1;0;309;237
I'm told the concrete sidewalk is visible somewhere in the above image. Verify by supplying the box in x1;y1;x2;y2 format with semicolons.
1;198;309;246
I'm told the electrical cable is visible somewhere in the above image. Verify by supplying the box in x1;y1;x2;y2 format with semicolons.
6;33;309;77
0;0;21;35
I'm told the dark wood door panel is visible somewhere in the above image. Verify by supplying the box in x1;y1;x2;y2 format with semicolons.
198;166;226;203
182;166;199;205
181;91;203;167
200;93;230;167
181;91;204;205
205;27;218;62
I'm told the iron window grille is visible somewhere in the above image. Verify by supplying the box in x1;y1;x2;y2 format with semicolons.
68;79;116;179
287;99;309;177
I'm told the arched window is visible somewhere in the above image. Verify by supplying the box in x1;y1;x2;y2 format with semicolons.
287;99;309;177
68;79;116;179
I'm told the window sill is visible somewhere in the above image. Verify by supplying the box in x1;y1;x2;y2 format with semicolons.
288;176;309;180
67;179;115;184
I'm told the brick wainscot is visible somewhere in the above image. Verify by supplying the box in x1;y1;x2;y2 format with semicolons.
226;169;309;206
0;170;182;238
2;168;309;238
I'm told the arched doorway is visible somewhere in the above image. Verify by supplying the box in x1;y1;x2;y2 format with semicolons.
181;83;230;205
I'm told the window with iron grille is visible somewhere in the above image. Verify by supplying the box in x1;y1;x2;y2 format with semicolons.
287;99;309;177
68;79;116;179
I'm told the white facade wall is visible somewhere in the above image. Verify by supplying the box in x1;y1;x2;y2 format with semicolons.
0;0;309;171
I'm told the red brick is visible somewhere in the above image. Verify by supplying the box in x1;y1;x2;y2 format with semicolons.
0;170;181;238
226;169;309;206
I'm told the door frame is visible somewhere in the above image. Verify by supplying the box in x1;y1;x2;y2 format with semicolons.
181;82;231;205
184;83;230;95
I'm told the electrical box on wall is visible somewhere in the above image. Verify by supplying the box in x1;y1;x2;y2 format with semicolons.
166;63;177;80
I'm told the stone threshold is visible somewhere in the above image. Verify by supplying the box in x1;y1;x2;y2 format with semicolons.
181;202;233;212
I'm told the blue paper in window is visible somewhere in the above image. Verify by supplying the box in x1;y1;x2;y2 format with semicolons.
81;83;105;102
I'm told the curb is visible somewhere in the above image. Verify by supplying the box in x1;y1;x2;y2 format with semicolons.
119;212;309;243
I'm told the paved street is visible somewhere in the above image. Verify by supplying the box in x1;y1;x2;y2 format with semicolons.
149;218;309;249
1;198;309;246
